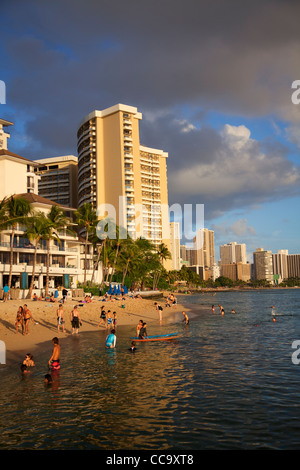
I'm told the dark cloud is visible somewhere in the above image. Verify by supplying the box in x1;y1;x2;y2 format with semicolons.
0;0;300;221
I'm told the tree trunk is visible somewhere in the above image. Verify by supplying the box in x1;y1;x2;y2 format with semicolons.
84;230;88;286
45;238;50;297
122;259;130;286
109;243;120;284
105;263;111;283
8;225;16;289
27;242;38;299
91;242;103;284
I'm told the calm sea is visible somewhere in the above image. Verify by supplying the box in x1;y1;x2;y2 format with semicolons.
1;288;300;450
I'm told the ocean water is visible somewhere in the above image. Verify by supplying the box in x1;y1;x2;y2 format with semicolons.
1;288;300;450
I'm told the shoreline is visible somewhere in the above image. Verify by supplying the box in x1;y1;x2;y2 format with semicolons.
174;286;300;294
0;294;195;369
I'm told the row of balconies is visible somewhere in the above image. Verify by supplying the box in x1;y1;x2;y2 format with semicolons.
0;241;78;253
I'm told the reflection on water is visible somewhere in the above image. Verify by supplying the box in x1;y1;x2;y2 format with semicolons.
1;289;300;450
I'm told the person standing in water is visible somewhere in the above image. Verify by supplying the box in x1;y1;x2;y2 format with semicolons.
105;329;117;348
48;337;61;371
70;305;82;334
182;311;189;325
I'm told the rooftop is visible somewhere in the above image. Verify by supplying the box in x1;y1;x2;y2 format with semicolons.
14;192;75;211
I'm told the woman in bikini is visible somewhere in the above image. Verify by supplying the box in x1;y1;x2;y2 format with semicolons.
15;306;24;334
97;306;106;327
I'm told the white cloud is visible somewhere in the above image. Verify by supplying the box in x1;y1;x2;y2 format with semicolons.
285;124;300;149
212;218;256;238
168;123;300;214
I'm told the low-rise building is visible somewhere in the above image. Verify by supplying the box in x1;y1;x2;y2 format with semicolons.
0;193;102;292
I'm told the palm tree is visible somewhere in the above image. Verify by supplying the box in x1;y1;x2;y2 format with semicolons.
74;203;98;285
44;205;75;297
118;238;139;286
153;242;172;290
93;216;127;286
131;238;160;290
2;196;31;288
102;241;115;284
89;226;106;285
157;242;172;265
24;211;50;299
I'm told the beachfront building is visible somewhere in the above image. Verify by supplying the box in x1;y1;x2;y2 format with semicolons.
170;222;181;270
273;250;300;281
221;262;251;282
0;118;102;292
220;242;247;265
34;155;78;208
0;119;40;199
180;228;216;280
0;118;13;151
77;104;171;269
193;228;215;268
287;254;300;279
0;149;40;200
180;245;193;267
253;248;273;283
272;250;289;284
219;242;250;282
0;192;101;292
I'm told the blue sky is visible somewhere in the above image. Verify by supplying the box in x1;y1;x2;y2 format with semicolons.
0;0;300;261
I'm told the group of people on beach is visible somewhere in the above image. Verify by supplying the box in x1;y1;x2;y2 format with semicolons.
56;303;85;335
165;294;177;307
97;306;117;329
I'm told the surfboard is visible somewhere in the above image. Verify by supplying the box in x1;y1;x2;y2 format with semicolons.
130;332;180;342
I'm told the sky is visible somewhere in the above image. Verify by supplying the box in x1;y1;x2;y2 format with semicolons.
0;0;300;261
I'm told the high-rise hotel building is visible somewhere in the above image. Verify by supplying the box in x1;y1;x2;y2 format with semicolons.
77;104;171;267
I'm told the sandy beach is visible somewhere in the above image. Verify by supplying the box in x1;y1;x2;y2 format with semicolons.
0;293;189;367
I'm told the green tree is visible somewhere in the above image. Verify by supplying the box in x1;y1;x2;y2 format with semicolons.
24;211;51;299
1;195;31;288
117;238;140;286
131;238;161;290
44;205;75;297
153;242;172;289
74;203;98;285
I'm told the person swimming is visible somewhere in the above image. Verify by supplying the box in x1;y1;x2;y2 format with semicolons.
129;341;137;352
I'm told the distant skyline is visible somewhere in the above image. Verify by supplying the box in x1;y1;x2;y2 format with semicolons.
0;0;299;256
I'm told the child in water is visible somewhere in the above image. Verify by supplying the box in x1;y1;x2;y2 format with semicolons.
182;311;189;325
129;341;137;352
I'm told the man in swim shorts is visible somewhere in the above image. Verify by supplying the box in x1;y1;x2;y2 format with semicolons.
48;337;61;371
23;304;35;335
